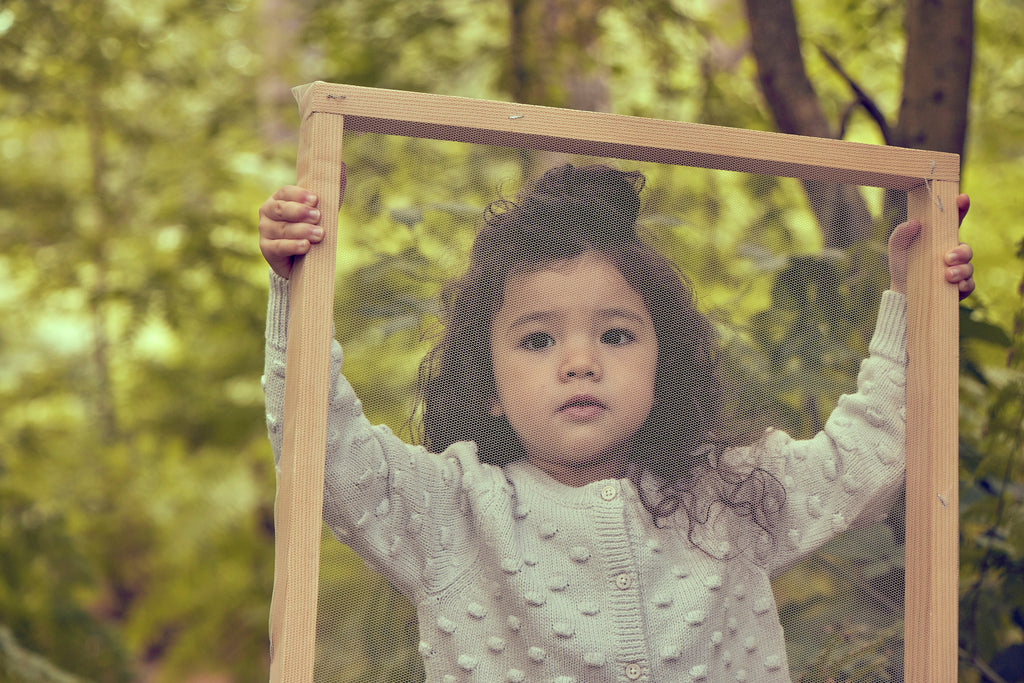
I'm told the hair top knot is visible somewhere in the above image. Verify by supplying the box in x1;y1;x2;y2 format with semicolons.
483;163;645;249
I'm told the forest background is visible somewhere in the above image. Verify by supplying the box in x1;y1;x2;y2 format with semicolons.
1;0;1022;681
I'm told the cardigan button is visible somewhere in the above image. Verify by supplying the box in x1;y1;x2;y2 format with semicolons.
615;573;632;590
624;663;643;679
600;485;617;501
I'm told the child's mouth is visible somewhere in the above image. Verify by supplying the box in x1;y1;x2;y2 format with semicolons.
559;395;606;419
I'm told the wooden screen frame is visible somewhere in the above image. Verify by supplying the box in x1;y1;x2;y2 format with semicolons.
271;81;961;682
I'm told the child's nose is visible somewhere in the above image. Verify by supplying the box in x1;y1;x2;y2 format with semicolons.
560;348;602;381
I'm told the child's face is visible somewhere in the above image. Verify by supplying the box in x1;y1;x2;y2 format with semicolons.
489;251;658;487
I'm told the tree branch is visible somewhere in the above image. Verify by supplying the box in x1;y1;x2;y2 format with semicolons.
817;46;894;145
960;647;1010;683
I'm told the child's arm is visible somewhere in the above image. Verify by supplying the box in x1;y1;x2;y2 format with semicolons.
259;185;502;600
758;197;973;573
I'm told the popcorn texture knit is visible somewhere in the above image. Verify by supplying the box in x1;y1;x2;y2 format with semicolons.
263;272;908;683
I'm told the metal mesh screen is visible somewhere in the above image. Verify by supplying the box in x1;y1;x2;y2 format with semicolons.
264;83;960;683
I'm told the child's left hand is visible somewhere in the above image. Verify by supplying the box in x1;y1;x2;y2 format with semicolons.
888;193;974;300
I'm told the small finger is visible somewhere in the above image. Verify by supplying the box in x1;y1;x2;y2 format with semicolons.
948;261;974;281
945;243;973;266
959;277;975;300
268;219;323;243
262;236;312;259
272;185;318;206
957;193;970;226
264;200;320;225
946;265;965;282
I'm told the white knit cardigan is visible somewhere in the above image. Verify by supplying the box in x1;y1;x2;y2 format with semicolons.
263;272;908;683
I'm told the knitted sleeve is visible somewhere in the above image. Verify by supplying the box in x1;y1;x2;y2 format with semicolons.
261;271;503;600
719;290;909;576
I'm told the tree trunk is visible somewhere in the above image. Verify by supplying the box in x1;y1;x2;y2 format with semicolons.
508;0;611;178
508;0;610;112
85;58;120;443
744;0;830;139
743;0;873;248
895;0;974;156
889;0;974;223
745;0;973;233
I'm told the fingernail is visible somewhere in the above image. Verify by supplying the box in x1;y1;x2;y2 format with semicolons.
308;209;320;222
306;194;317;205
312;228;323;239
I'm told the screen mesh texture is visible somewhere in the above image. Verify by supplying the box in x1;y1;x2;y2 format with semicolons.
265;82;961;683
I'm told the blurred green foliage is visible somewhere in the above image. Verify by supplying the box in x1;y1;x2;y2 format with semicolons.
1;0;1022;681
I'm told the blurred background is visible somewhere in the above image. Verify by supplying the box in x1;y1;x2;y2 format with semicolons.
1;0;1022;681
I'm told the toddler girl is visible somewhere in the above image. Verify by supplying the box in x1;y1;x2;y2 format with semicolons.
260;164;974;682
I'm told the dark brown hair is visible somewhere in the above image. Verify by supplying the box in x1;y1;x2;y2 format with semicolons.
415;164;783;536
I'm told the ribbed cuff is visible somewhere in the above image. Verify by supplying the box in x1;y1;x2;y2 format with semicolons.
869;290;907;363
265;269;291;350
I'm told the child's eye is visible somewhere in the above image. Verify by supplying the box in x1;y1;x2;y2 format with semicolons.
601;328;635;346
519;332;555;351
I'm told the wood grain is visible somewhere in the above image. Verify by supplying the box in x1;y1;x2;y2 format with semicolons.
270;107;344;683
905;180;960;682
276;82;961;682
293;81;958;189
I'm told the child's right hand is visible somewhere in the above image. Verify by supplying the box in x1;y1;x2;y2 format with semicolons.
258;185;323;280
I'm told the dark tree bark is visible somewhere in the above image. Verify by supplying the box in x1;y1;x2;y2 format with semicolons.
744;0;831;139
744;0;973;242
888;0;974;223
895;0;974;156
743;0;873;248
